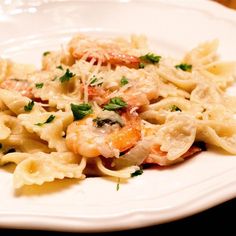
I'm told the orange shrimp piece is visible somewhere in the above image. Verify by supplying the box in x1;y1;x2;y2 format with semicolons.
145;144;202;166
105;112;141;152
80;85;110;105
87;86;110;104
0;79;33;99
66;111;141;158
123;93;150;107
85;51;141;69
66;114;101;157
68;34;141;69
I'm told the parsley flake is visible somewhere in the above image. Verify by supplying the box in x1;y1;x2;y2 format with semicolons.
43;51;50;56
140;53;161;64
175;63;192;72
116;178;120;191
120;76;129;86
35;83;44;89
139;62;145;69
24;101;34;112
71;103;93;120
56;65;63;70
59;69;75;83
131;168;143;177
170;105;182;112
93;118;123;127
90;76;103;86
104;97;127;111
35;115;55;126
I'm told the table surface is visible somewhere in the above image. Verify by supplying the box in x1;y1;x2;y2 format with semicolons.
0;1;236;235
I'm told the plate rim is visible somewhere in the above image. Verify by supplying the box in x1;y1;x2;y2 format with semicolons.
1;0;236;232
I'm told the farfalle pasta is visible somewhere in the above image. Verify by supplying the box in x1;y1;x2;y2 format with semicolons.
0;34;235;189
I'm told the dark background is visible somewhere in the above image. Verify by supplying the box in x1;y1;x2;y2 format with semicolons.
1;1;236;235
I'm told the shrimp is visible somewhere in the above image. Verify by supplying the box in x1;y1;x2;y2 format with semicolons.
0;79;33;99
66;111;141;158
123;87;158;108
68;34;141;69
144;144;202;166
87;86;110;105
105;112;141;152
84;82;158;108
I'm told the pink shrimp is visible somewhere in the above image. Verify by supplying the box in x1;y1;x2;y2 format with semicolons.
66;111;141;158
144;144;202;166
68;34;141;69
0;79;33;99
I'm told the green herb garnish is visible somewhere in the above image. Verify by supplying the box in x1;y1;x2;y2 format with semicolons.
175;63;192;72
140;53;161;64
90;76;103;86
104;97;127;111
24;101;34;112
131;168;143;177
71;103;93;120
120;76;129;86
139;62;145;69
35;115;55;126
116;178;120;191
56;65;63;70
93;118;123;127
90;77;98;85
59;69;75;83
35;83;44;89
170;105;182;112
43;51;50;56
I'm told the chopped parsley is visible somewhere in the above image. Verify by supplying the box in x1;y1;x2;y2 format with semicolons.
120;76;129;86
139;62;145;69
43;51;50;56
170;105;182;112
131;168;143;177
93;118;123;127
71;103;93;120
90;77;98;85
116;178;120;191
35;83;44;89
90;76;103;86
24;101;34;112
140;53;161;64
35;115;55;126
59;69;75;83
175;63;192;72
56;65;63;70
194;141;207;151
104;97;127;111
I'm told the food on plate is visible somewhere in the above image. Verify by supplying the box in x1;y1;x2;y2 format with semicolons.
0;34;236;188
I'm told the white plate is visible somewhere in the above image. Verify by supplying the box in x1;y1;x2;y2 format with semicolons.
0;0;236;232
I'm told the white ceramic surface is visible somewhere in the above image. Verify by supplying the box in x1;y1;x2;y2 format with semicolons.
0;0;236;232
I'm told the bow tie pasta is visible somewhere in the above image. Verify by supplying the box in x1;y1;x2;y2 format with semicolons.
0;34;236;189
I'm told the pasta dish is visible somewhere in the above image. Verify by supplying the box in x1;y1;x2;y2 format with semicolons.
0;34;236;189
